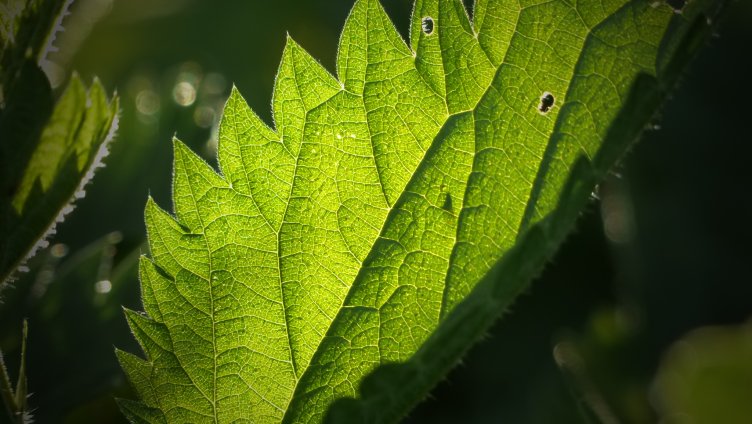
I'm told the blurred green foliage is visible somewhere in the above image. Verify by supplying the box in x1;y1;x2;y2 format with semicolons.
0;0;118;284
0;0;750;422
653;321;752;423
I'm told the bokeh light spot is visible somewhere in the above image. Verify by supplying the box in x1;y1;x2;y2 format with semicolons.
173;81;197;106
95;280;112;294
136;89;160;115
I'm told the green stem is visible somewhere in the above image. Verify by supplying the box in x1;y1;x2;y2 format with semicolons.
0;347;18;423
0;320;29;424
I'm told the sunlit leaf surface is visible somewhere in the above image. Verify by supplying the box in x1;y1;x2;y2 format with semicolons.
118;0;721;422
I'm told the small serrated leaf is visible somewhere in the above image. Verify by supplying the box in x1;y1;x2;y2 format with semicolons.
0;73;119;284
0;0;119;286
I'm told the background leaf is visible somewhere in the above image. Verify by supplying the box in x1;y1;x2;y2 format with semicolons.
0;0;120;285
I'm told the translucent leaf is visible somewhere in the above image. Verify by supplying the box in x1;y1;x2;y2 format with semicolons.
119;0;723;422
0;73;119;284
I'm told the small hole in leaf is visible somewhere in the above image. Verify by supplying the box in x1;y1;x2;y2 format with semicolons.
422;17;434;35
538;92;555;114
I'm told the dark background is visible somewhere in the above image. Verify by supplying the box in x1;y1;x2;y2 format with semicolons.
1;0;750;422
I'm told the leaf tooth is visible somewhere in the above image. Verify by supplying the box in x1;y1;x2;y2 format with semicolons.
220;85;300;228
116;348;160;408
172;138;226;232
72;76;111;169
444;0;474;36
88;76;107;103
125;308;217;422
85;77;108;128
145;197;210;280
410;0;439;50
109;90;120;115
124;308;172;358
89;76;117;130
337;0;413;94
116;398;167;424
337;0;368;93
438;0;494;113
63;73;87;118
273;34;341;157
410;0;445;96
138;255;170;322
217;86;278;196
472;0;518;66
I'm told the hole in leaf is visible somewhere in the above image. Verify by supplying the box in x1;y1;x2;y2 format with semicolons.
421;17;434;35
538;92;555;113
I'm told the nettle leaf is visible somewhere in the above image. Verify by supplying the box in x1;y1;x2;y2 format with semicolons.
0;0;120;285
118;0;722;422
0;75;119;283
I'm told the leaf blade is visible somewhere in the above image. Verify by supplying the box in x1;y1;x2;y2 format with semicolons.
120;0;723;422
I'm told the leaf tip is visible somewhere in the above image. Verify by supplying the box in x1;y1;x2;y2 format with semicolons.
171;137;189;158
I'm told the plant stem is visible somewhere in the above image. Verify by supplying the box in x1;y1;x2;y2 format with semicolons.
0;348;18;423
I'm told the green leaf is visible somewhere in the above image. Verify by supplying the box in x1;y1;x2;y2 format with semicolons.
0;0;120;285
119;0;722;422
0;73;119;284
0;0;68;90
